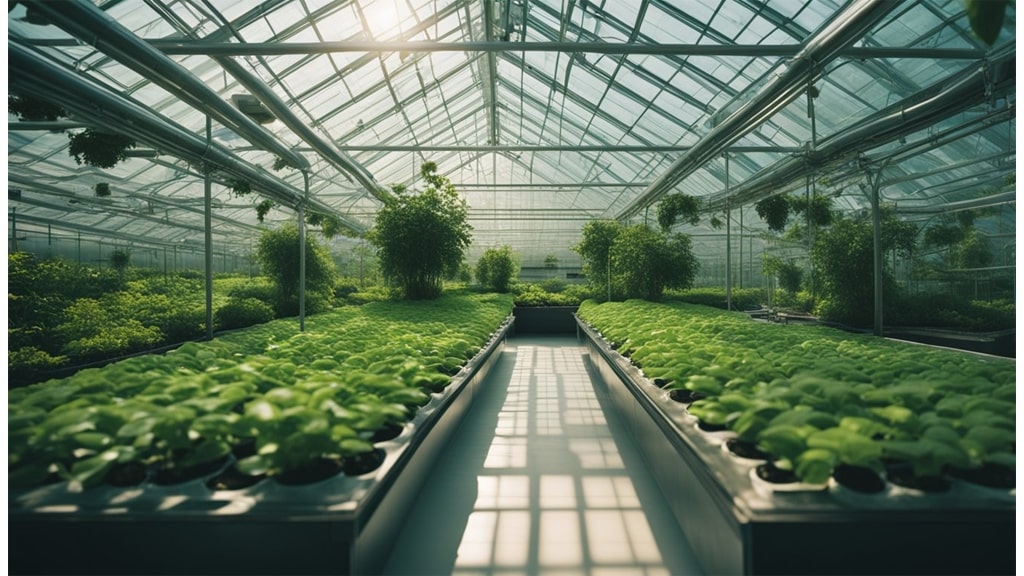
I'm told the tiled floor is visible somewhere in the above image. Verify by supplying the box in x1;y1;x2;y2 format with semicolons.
383;335;704;576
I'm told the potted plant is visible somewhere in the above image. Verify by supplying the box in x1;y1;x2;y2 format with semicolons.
754;194;792;232
94;182;110;197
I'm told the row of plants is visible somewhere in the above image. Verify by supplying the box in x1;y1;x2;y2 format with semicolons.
576;299;1014;492
9;290;514;491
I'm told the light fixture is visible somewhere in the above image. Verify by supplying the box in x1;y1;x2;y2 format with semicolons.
230;94;276;124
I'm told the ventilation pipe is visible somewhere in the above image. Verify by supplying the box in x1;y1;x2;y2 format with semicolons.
617;0;901;221
31;0;391;204
25;0;309;173
701;45;1015;211
9;41;366;235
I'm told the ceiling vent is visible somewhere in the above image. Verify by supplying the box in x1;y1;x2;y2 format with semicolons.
230;94;276;124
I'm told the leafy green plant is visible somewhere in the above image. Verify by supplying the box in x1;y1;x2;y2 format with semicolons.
610;225;699;301
754;195;791;233
94;182;111;197
8;94;67;122
476;245;518;292
256;223;337;311
110;249;130;282
573;219;621;294
67;129;137;169
255;199;275;223
656;194;700;231
215;298;276;331
369;162;472;300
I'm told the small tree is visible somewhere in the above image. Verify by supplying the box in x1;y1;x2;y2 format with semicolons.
574;220;621;293
476;246;518;292
256;223;337;315
575;220;698;301
369;162;472;299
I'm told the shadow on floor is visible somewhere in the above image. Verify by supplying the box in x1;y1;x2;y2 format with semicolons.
382;335;703;576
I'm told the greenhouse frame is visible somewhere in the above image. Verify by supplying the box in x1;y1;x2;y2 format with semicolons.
7;0;1017;575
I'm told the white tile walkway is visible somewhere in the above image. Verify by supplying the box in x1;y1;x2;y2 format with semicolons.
383;335;704;576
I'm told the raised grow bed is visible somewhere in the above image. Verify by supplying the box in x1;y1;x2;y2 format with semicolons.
576;299;1014;576
10;291;514;575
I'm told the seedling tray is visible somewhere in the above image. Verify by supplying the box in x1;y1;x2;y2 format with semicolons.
10;317;514;576
577;317;1014;575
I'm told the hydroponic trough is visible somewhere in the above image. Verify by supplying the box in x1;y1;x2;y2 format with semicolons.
10;316;514;576
577;316;1014;576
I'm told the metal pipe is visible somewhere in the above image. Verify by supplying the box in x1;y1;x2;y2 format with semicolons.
725;154;732;311
204;117;214;340
208;48;391;203
299;171;309;332
142;39;984;60
618;0;900;221
8;41;365;234
702;46;1015;211
27;1;309;172
870;171;883;337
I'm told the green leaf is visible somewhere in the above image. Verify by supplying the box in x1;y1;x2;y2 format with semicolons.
795;448;836;484
965;0;1007;46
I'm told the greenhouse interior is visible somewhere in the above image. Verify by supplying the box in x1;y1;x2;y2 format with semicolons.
6;0;1017;574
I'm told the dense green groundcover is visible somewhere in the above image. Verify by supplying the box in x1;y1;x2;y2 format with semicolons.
577;299;1015;487
9;290;513;490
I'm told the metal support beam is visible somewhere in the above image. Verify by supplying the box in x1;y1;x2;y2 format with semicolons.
299;171;310;332
617;0;901;221
725;154;732;311
866;168;884;337
204;116;214;340
143;40;984;60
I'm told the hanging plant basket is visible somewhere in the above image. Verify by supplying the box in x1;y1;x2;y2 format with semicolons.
67;129;137;169
755;194;791;233
255;199;275;223
94;182;111;197
8;95;68;122
656;194;701;231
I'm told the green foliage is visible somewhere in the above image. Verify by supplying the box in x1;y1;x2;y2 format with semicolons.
965;0;1008;46
306;211;347;239
949;229;993;269
790;194;833;227
225;177;252;197
67;129;137;169
8;94;67;122
215;298;276;331
256;223;338;308
476;246;518;292
668;287;766;311
8;291;514;489
575;220;699;301
512;282;592;306
110;249;130;281
576;299;1016;485
754;195;791;232
369;162;473;300
762;255;802;294
610;225;700;301
543;254;559;270
810;216;902;326
656;194;701;231
255;199;275;223
573;220;621;288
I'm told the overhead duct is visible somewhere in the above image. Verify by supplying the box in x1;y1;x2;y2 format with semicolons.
8;41;366;235
701;45;1015;211
616;0;901;221
25;0;309;173
210;48;392;203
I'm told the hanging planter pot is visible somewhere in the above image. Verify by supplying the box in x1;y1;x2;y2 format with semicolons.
656;194;701;231
755;194;791;232
94;182;110;197
68;129;137;169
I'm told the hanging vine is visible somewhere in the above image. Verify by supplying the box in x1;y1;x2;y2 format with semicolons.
655;194;701;232
754;195;791;233
67;129;137;169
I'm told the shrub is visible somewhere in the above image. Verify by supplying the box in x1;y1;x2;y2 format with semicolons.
256;223;337;311
476;246;518;292
215;298;276;331
538;278;567;293
670;287;766;310
369;162;472;299
610;225;700;301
